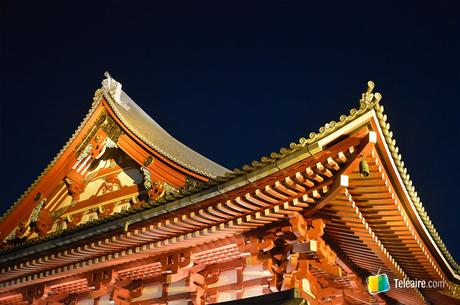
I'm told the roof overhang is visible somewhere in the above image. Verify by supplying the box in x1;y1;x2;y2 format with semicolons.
1;81;458;304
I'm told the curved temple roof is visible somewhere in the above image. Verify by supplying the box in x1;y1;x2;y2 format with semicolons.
0;74;228;229
0;78;458;302
101;77;229;179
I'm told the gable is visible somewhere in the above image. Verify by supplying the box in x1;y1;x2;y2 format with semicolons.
0;87;215;246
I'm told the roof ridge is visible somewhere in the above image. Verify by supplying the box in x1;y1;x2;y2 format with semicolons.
226;81;381;175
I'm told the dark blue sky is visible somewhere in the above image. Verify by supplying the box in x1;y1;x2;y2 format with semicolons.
1;1;459;259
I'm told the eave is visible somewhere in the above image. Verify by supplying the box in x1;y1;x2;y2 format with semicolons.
370;103;460;281
1;80;458;304
0;127;368;288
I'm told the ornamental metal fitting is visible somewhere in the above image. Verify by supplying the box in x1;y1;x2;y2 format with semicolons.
144;156;154;166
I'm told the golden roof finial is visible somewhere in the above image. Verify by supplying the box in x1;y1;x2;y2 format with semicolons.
366;80;375;94
360;80;381;107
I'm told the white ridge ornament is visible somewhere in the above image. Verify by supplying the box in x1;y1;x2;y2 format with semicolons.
102;71;130;110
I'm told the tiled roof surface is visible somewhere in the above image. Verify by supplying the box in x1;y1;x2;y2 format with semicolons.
104;89;229;178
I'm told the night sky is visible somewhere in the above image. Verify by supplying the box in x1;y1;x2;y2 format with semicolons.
1;1;459;260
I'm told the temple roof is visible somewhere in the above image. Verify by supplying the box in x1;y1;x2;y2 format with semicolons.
0;74;228;226
2;79;458;278
0;78;458;304
102;81;229;179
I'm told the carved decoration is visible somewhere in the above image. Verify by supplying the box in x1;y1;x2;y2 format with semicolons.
12;221;31;241
95;174;122;196
140;166;166;202
64;170;87;201
163;182;180;199
4;226;19;242
29;199;47;224
4;198;49;243
98;113;123;143
140;166;152;190
114;200;131;214
130;196;145;210
76;111;123;157
76;125;99;157
81;210;99;223
103;137;118;149
55;217;67;232
66;214;83;229
148;181;165;201
33;207;54;236
88;129;108;159
97;203;116;219
179;176;202;193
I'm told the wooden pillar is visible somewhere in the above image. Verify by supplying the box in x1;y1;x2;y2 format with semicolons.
235;267;243;300
159;282;168;305
207;272;220;303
